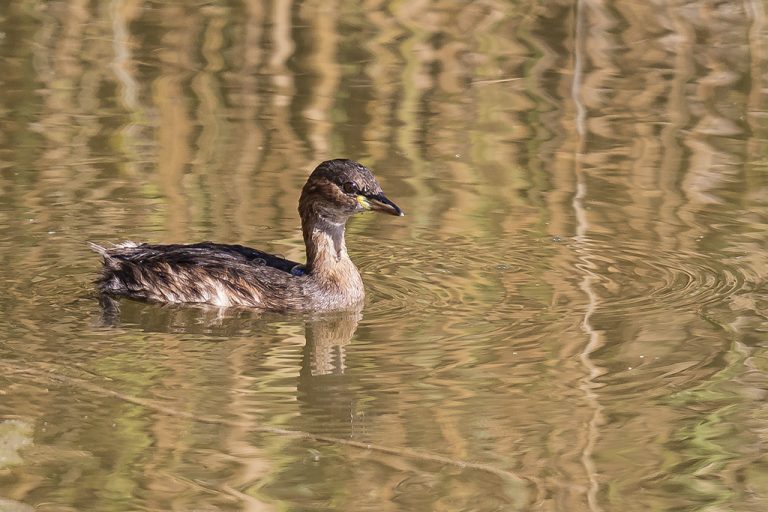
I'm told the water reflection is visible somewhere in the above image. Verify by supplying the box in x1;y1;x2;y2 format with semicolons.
1;0;768;510
97;296;360;378
99;296;370;437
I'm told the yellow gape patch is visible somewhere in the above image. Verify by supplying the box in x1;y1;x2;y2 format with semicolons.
356;195;371;209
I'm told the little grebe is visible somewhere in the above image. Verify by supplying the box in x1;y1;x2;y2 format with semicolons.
91;159;403;310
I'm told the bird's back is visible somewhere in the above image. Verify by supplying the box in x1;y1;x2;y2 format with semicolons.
92;241;306;309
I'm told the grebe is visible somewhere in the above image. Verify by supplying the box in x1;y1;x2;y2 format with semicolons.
91;159;403;311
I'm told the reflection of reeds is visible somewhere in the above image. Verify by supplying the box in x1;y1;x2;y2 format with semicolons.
1;0;767;509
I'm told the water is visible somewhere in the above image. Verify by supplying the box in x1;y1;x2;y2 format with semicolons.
1;1;768;510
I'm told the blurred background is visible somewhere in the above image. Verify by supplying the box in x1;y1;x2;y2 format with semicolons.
1;0;768;510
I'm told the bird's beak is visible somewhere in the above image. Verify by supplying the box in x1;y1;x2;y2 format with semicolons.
357;193;404;216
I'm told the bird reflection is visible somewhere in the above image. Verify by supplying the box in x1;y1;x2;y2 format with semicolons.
302;308;361;376
96;296;368;436
95;295;360;376
298;307;367;435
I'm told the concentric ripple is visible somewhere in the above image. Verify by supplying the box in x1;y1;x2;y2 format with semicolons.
356;232;551;323
569;236;758;318
355;231;760;325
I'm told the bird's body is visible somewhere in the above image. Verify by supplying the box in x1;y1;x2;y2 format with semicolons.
91;241;328;310
92;160;403;311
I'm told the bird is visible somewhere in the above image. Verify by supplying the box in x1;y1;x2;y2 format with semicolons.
91;159;403;311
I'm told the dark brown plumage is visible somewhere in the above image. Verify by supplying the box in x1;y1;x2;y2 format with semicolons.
91;159;403;311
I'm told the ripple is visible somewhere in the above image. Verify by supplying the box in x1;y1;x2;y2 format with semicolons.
568;236;756;318
356;232;562;329
356;231;758;326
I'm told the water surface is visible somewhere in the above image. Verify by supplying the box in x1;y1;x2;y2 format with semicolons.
1;1;768;510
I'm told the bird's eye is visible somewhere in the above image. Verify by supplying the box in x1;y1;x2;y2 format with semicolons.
342;182;358;195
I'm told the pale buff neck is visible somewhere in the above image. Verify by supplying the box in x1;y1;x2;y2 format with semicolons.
300;216;365;306
302;215;348;272
299;201;362;285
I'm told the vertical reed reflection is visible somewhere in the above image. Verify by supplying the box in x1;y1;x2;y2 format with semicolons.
0;0;767;510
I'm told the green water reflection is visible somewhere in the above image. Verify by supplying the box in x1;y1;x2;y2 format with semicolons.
1;0;768;510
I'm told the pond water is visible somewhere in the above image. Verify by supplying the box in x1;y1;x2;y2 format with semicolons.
1;1;768;510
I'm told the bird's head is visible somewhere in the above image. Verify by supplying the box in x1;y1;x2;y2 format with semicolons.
299;159;404;223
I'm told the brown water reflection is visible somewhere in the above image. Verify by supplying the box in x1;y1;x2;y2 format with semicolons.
1;0;768;510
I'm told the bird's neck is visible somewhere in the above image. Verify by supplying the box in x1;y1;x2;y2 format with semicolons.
303;215;347;269
301;214;362;288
